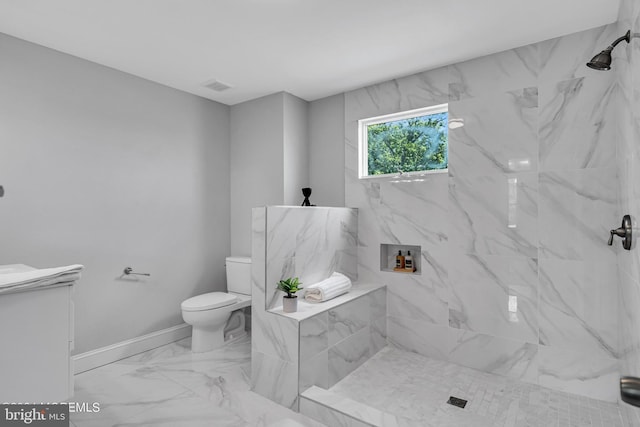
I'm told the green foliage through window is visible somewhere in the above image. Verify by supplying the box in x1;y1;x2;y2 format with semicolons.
365;111;448;176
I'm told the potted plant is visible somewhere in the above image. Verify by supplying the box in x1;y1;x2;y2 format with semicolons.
277;277;303;313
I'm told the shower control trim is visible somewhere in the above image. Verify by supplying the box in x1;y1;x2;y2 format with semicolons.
621;376;640;407
608;214;632;250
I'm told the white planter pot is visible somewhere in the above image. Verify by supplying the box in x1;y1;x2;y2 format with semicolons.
283;296;298;313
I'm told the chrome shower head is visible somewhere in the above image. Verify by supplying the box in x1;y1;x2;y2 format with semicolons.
587;30;631;70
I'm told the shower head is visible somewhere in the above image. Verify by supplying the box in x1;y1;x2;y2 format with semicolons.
587;30;631;70
586;47;614;70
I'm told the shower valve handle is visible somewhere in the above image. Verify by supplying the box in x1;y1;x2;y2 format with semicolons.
608;215;632;250
609;227;626;245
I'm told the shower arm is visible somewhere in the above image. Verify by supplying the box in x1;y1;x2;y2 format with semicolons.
607;31;632;51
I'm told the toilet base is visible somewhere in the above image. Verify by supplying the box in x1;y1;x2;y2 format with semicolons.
190;310;247;353
224;311;246;342
191;324;226;353
224;329;247;343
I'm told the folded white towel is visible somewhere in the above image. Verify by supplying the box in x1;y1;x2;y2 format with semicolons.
0;264;84;294
304;272;352;303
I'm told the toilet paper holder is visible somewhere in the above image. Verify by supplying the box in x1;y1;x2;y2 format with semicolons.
123;267;150;276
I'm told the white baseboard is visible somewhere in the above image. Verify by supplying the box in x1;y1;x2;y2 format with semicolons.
72;323;191;374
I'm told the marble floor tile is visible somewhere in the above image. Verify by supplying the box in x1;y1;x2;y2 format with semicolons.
70;336;326;427
327;346;626;427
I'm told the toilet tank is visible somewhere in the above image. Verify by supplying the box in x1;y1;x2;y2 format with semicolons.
225;256;252;295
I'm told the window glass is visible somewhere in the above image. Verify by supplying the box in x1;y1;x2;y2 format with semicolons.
359;104;448;178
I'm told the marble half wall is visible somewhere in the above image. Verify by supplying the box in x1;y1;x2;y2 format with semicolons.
264;206;358;310
251;206;300;410
252;206;384;411
299;287;387;392
345;23;621;403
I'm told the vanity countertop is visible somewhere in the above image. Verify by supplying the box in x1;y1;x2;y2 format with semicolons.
0;263;80;295
268;281;385;321
0;263;35;274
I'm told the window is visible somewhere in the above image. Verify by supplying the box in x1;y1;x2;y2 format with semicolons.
358;104;448;179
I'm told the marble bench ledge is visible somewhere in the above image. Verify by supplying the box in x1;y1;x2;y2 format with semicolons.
268;282;385;322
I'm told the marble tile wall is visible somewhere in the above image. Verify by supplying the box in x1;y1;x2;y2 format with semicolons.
264;206;358;310
251;206;373;411
617;0;640;423
345;23;622;402
299;288;387;392
251;207;301;410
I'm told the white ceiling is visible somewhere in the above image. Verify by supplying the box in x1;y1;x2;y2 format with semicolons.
0;0;621;105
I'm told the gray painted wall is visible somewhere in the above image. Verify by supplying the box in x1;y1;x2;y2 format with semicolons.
0;33;231;354
308;94;345;207
230;92;310;255
283;93;310;206
230;93;285;257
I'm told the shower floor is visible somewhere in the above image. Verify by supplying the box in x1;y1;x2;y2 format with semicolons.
316;346;626;427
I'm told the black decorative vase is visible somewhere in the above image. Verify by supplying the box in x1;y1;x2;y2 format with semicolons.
301;188;313;206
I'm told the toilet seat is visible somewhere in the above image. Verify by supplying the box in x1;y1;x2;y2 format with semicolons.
181;292;238;312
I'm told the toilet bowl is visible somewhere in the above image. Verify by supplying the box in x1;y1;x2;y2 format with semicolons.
181;256;252;352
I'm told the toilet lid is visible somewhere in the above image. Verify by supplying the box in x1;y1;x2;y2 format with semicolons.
181;292;238;312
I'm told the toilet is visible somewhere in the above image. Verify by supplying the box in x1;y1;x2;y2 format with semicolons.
181;256;252;352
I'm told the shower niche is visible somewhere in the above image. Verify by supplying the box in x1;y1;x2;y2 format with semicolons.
380;243;421;274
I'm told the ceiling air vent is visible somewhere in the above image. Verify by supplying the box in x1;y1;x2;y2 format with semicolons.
203;79;233;92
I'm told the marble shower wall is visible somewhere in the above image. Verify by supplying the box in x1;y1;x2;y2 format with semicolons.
345;24;621;402
617;0;640;423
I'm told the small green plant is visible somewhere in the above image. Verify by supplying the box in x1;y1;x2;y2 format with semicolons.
277;277;303;298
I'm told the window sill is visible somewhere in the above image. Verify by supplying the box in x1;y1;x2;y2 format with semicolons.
358;168;448;182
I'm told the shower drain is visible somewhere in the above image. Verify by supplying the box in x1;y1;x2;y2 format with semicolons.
447;396;468;409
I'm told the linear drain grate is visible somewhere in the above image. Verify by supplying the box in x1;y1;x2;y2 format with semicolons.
447;396;468;409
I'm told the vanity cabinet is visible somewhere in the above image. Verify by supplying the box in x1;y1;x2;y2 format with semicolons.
0;264;74;402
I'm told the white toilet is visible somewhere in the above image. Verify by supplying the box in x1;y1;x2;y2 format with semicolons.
181;256;252;352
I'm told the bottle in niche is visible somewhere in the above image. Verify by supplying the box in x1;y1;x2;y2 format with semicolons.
404;251;414;272
395;250;405;269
